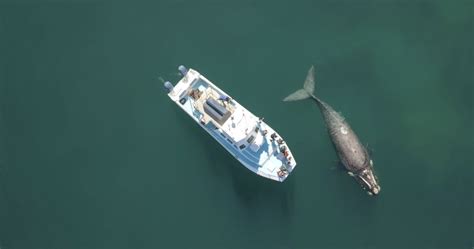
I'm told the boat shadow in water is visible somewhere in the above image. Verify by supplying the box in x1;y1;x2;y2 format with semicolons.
230;166;296;223
214;149;296;231
172;108;295;225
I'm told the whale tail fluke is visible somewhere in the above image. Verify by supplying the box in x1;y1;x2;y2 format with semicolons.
283;65;316;102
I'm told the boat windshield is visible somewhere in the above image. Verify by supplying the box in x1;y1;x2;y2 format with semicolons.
247;135;255;144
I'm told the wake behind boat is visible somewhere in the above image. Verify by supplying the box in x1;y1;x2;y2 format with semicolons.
164;65;297;182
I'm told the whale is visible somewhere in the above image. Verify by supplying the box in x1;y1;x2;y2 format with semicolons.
284;65;381;195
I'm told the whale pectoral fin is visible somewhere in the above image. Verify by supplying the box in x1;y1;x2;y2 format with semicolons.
330;160;345;171
366;143;374;156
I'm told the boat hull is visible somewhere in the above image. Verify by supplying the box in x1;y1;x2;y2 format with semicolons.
166;67;297;182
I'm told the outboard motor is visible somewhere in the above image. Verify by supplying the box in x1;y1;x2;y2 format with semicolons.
164;81;174;93
178;65;188;76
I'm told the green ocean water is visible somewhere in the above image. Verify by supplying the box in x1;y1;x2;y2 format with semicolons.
0;1;472;248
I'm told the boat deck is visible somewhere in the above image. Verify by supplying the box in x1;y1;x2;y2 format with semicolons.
187;79;256;144
190;80;235;127
167;68;297;182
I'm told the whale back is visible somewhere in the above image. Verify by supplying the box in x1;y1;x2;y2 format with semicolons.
315;99;370;172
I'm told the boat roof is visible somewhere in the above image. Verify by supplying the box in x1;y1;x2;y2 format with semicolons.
191;76;259;143
171;69;259;143
221;105;258;143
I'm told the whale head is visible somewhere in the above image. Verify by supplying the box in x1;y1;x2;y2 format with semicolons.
354;161;381;196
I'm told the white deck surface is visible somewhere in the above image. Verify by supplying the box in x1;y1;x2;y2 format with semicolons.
167;68;297;182
222;106;257;143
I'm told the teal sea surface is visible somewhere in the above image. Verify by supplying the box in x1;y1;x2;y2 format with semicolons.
0;1;472;248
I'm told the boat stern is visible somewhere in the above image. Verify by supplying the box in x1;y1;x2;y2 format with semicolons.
165;66;201;103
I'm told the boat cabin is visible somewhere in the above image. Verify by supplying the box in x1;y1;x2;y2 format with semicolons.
183;77;261;150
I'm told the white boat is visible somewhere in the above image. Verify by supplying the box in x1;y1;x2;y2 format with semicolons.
164;66;297;182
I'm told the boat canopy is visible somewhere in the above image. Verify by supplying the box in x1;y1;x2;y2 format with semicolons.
204;98;231;125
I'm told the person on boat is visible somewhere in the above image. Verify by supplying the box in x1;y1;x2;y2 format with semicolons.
277;170;286;177
278;166;288;176
270;133;277;141
218;94;230;103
